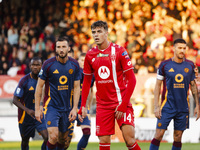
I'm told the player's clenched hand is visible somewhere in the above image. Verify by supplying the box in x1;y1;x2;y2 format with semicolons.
35;109;42;123
194;105;200;121
115;105;124;120
78;106;87;122
154;106;161;119
69;108;77;122
27;109;35;119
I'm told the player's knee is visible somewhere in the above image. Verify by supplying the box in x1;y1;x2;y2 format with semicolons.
174;133;182;141
82;128;91;135
49;133;58;142
125;137;136;146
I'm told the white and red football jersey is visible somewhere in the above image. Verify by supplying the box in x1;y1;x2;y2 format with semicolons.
84;43;134;108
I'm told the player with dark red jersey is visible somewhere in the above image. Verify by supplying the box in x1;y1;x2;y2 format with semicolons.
78;21;141;150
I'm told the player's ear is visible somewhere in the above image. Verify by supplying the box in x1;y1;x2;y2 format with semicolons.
68;47;71;52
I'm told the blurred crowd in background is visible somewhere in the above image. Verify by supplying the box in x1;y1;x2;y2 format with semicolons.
1;0;200;76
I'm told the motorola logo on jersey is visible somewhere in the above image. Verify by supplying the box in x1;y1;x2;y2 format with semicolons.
98;66;110;79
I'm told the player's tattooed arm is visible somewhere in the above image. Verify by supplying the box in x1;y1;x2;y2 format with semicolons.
190;80;200;121
190;80;198;101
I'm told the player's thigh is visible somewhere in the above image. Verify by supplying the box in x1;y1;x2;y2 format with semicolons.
96;107;115;136
174;112;189;130
19;123;35;139
117;106;135;128
45;107;61;128
156;109;174;130
59;111;74;133
121;124;136;144
64;130;73;149
35;116;47;140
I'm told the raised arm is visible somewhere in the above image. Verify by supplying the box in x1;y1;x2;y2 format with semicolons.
190;80;200;121
35;78;45;123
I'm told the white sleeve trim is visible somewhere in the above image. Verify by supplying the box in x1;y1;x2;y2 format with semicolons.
157;74;164;80
83;72;93;75
123;67;134;73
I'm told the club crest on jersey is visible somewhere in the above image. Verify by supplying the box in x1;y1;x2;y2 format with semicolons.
97;53;109;57
122;51;128;56
69;69;73;74
184;68;189;73
98;66;110;79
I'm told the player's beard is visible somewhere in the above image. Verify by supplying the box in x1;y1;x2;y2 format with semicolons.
177;52;185;59
58;52;67;59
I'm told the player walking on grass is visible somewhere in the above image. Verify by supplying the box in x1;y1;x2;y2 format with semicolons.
13;57;48;150
149;38;200;150
78;20;141;150
35;36;81;150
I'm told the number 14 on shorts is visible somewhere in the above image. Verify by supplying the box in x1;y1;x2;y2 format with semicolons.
124;113;132;122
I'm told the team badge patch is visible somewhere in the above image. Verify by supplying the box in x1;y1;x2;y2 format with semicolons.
16;88;21;94
47;121;51;125
69;69;73;74
39;69;43;76
97;53;109;57
122;51;128;56
158;123;162;127
184;68;189;73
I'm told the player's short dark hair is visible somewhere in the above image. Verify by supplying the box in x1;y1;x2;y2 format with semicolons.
57;36;70;44
91;20;108;31
30;57;42;64
173;38;186;45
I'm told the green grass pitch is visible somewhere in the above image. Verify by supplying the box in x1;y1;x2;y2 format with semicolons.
0;141;200;150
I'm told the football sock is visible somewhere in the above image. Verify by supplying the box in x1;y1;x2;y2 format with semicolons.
57;142;65;150
41;141;47;150
21;144;29;150
46;141;56;150
149;138;160;150
172;141;182;150
127;142;141;150
77;128;90;150
99;143;110;150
